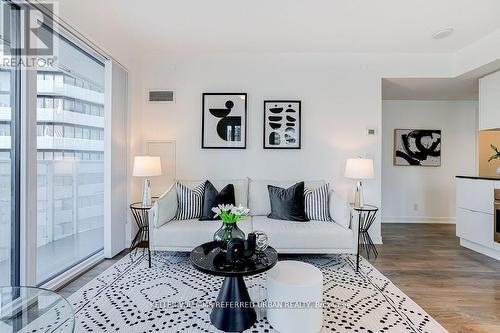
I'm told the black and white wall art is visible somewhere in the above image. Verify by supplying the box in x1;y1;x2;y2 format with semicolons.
394;129;441;166
202;93;247;149
263;100;301;149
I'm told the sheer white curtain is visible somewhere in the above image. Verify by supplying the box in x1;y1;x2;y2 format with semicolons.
104;61;128;258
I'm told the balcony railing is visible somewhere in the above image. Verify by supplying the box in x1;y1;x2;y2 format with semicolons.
37;108;104;128
37;79;105;105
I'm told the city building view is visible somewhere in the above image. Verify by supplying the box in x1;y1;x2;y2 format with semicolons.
0;30;105;285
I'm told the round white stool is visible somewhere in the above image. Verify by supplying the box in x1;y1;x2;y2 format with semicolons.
266;261;323;333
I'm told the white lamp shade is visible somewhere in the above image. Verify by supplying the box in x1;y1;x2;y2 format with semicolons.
344;158;374;179
133;156;162;177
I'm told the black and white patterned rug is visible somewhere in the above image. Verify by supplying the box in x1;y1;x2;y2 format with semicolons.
68;252;448;333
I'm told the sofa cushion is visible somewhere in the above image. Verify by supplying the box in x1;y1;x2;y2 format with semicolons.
268;182;308;221
249;179;325;216
329;190;350;229
304;183;332;222
200;181;236;221
179;179;249;208
154;219;253;250
154;184;177;228
173;181;205;220
252;216;353;250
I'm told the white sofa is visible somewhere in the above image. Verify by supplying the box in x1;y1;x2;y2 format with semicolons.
149;179;358;254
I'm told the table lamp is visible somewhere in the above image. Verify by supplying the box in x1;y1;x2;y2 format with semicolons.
133;156;162;206
344;158;374;208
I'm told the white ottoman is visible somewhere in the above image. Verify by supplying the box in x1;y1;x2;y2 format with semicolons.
266;261;323;333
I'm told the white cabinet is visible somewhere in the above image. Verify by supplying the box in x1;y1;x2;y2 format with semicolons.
456;208;493;246
456;178;494;213
479;71;500;130
456;177;500;260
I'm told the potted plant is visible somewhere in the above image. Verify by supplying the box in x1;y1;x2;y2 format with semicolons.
488;144;500;175
212;204;250;251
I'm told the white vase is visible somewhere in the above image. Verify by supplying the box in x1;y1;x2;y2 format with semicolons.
497;167;500;176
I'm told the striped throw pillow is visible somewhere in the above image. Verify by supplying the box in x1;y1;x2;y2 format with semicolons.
174;181;205;220
304;183;332;221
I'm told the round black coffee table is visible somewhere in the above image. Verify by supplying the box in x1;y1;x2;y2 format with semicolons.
190;241;278;332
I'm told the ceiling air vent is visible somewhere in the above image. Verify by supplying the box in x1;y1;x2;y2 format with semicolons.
148;90;175;103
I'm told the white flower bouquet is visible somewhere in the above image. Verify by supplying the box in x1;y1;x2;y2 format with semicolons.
212;204;250;224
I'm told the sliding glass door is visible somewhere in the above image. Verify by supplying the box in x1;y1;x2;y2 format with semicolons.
0;2;20;287
0;2;109;287
36;27;105;284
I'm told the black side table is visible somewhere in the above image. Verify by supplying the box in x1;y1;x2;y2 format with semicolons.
352;205;379;272
190;242;278;332
130;200;156;268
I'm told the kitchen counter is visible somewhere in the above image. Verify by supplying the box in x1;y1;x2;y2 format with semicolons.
456;175;500;181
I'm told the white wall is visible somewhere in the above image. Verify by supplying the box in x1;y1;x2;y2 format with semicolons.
131;52;454;244
382;100;477;223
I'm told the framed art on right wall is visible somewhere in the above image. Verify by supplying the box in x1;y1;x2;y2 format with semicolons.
393;129;441;166
263;100;301;149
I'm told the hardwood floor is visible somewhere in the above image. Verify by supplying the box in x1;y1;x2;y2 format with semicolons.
59;224;500;333
373;224;500;333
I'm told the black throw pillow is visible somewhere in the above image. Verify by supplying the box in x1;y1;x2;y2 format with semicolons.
267;182;309;222
199;181;236;221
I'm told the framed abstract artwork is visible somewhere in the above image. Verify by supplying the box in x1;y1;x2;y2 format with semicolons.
393;129;441;166
202;93;247;149
263;100;301;149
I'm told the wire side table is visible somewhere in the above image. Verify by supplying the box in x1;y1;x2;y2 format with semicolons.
352;205;379;272
130;200;156;268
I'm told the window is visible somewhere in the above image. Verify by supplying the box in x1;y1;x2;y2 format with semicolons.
44;124;54;137
54;74;64;89
63;151;75;160
91;104;99;116
82;127;90;140
53;125;63;138
0;124;11;136
45;97;53;108
64;99;75;111
53;98;61;109
74;127;83;139
64;125;74;138
64;75;76;86
44;151;53;160
53;151;63;160
90;128;99;140
0;2;115;287
36;25;105;284
75;101;82;113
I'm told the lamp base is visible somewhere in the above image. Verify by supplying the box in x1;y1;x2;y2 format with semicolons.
353;181;364;208
142;179;152;206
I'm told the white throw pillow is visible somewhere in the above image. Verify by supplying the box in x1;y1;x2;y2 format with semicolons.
329;190;350;228
304;184;332;221
154;184;178;228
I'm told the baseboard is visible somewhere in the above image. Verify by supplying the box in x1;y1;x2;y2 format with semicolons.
460;239;500;260
382;216;455;224
42;251;105;291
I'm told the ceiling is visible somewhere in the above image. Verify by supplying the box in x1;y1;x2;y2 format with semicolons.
382;77;479;100
382;58;500;100
54;0;500;61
